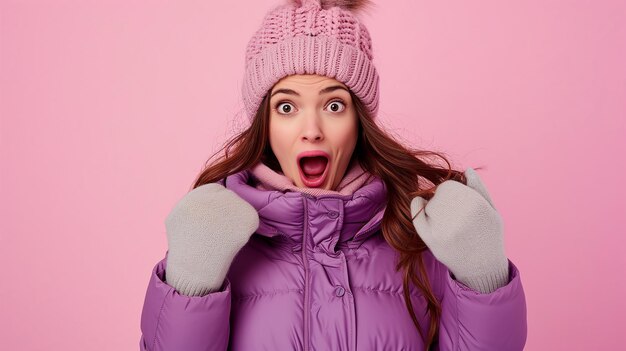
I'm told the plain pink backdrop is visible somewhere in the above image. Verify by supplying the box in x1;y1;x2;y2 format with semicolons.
1;0;625;350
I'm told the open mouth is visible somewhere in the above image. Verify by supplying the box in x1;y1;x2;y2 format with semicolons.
298;155;330;188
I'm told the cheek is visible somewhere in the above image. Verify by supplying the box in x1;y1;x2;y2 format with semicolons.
332;121;358;151
269;121;292;162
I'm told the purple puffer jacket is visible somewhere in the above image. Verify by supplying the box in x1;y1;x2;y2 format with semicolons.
140;168;527;350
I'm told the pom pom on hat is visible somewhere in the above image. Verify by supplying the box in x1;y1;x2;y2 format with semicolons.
289;0;375;11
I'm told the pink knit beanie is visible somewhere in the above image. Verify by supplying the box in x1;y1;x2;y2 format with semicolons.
241;0;379;123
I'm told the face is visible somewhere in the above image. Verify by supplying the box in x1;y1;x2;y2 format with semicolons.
268;74;359;190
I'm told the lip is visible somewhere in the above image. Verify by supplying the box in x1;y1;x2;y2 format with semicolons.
297;150;331;188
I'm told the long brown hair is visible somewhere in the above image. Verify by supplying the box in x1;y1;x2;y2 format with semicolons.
191;87;477;349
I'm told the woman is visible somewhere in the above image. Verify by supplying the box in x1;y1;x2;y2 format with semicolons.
139;1;527;350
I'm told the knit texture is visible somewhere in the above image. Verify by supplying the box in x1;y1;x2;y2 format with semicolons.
242;0;379;122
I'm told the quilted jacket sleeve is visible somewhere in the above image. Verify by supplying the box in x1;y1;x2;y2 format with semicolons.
437;258;527;350
139;251;232;351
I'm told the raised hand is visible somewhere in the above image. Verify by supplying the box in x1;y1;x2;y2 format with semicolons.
165;183;260;296
410;168;509;293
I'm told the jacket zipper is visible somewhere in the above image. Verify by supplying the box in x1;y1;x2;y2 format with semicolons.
302;198;310;351
301;195;377;350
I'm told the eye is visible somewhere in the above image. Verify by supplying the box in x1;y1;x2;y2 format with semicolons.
275;101;296;115
327;99;346;113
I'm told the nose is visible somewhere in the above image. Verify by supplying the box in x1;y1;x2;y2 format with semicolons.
300;111;324;142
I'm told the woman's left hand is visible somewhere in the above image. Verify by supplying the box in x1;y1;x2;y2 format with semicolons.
410;167;509;293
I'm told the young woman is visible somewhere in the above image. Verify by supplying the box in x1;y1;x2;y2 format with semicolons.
139;1;527;350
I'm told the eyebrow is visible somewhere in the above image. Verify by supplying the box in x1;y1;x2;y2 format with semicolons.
270;85;349;98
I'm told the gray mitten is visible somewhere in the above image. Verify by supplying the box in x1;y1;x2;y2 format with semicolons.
164;183;259;296
410;168;509;294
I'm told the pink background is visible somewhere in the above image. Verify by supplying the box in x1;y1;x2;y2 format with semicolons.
1;0;625;349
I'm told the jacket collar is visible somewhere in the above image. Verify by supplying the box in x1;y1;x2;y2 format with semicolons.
222;160;387;252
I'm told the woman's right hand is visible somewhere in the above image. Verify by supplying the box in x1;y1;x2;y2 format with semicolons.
164;182;259;296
